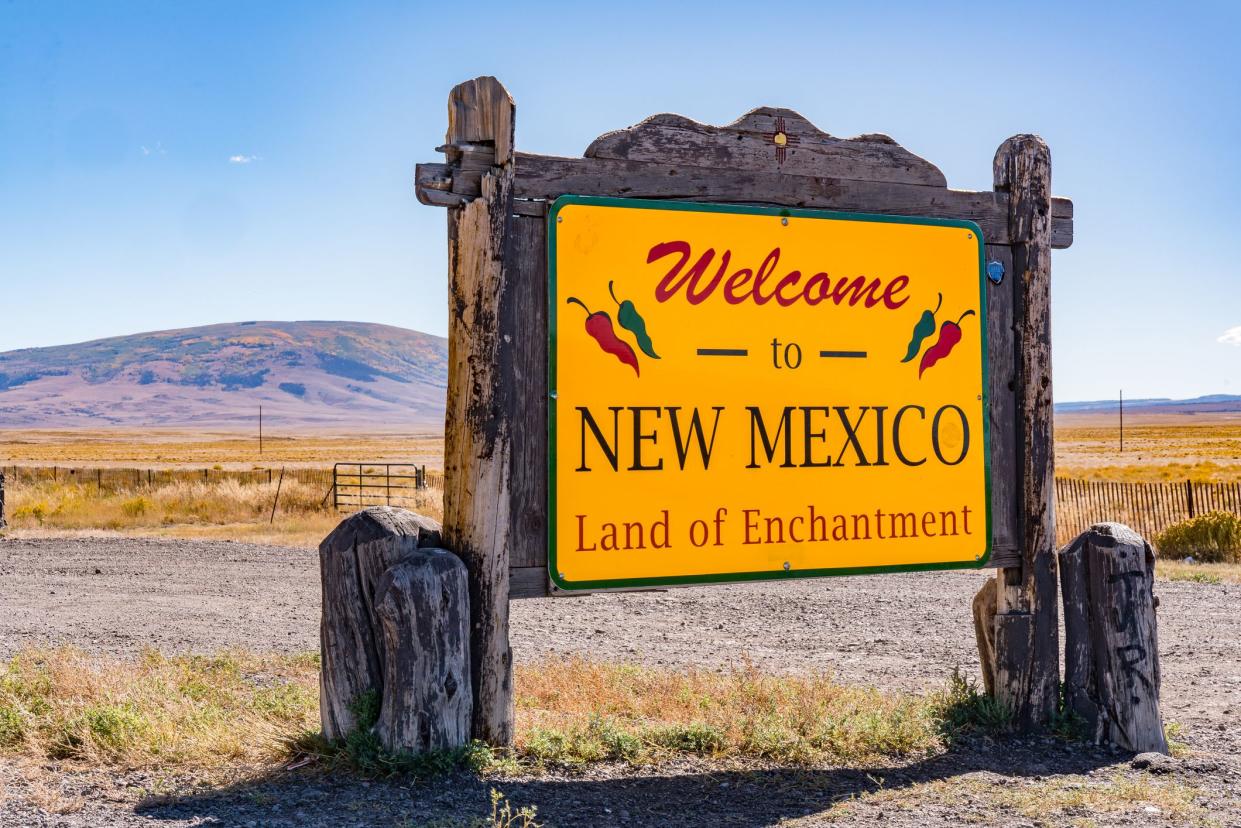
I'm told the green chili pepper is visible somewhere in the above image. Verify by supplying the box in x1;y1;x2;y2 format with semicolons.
900;293;942;363
609;281;660;360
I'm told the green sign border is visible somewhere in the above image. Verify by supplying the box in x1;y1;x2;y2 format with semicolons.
547;195;991;592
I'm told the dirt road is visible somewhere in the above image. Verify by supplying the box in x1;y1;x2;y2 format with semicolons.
1;535;1238;827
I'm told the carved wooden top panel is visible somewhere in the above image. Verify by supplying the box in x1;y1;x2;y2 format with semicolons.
585;107;947;187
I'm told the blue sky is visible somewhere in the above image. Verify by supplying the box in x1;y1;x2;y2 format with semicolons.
1;0;1238;402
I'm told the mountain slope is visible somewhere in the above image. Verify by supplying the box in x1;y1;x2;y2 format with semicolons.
0;321;448;427
1055;394;1241;415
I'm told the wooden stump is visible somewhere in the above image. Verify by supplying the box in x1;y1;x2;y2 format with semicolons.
319;506;459;745
374;548;472;753
972;578;998;697
1059;522;1167;753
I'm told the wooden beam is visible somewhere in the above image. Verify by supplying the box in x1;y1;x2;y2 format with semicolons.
509;566;551;600
584;108;949;187
442;76;517;747
415;155;1074;248
991;134;1060;731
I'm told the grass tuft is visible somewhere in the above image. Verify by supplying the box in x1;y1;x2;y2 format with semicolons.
928;669;1013;737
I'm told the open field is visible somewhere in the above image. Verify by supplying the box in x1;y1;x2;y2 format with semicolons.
1056;411;1241;482
1;474;443;548
0;535;1237;826
5;414;1241;550
0;429;444;470
6;412;1241;481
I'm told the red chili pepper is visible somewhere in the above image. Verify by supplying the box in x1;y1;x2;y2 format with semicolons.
566;297;640;376
918;310;976;378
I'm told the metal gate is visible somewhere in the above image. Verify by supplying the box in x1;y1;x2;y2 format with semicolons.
332;463;428;512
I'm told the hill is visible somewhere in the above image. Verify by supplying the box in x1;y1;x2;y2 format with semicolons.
1055;394;1241;416
0;321;448;428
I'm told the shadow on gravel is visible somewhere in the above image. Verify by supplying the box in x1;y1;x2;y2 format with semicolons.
135;740;1122;827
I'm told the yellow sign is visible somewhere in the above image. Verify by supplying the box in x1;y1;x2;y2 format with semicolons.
549;197;990;591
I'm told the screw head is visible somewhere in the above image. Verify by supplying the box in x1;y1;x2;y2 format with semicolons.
556;215;563;223
783;561;790;571
781;217;789;226
967;232;973;239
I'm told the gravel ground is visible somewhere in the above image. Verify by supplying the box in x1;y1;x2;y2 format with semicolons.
1;535;1239;827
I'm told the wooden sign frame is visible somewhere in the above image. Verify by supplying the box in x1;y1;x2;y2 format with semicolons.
415;76;1072;743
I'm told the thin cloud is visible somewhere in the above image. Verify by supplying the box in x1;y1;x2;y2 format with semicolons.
141;142;167;156
228;154;261;164
1219;326;1241;346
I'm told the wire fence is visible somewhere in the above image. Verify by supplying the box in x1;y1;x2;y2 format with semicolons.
2;465;1235;541
2;464;335;494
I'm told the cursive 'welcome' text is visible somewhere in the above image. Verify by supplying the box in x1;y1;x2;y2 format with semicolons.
648;240;910;310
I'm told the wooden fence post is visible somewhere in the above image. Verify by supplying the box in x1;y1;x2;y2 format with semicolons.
991;135;1060;730
0;471;6;529
440;76;517;746
1060;523;1167;753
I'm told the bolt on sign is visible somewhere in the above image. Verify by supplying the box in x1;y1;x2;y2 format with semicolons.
549;196;990;591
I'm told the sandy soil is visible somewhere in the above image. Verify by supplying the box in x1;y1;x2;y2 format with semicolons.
1;535;1238;826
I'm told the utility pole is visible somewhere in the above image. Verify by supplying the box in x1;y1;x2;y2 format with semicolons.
259;405;263;456
1119;389;1124;453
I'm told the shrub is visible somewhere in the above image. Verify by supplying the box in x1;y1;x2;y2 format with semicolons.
13;502;48;525
1155;511;1241;563
120;496;150;517
0;705;24;747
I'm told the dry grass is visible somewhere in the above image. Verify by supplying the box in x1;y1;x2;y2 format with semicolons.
2;477;444;549
1157;560;1241;585
513;657;947;767
1056;413;1241;482
1;428;444;470
827;772;1210;827
0;648;319;770
1;650;965;776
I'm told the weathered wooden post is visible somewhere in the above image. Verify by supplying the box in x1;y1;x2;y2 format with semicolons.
990;136;1060;730
319;506;472;753
440;76;518;746
0;471;7;529
1060;523;1167;753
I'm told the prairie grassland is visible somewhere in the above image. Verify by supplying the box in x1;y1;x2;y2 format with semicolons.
0;650;960;774
0;428;444;470
6;413;1240;481
1056;411;1241;482
3;477;444;549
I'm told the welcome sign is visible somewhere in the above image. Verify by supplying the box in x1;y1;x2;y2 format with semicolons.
548;196;990;591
